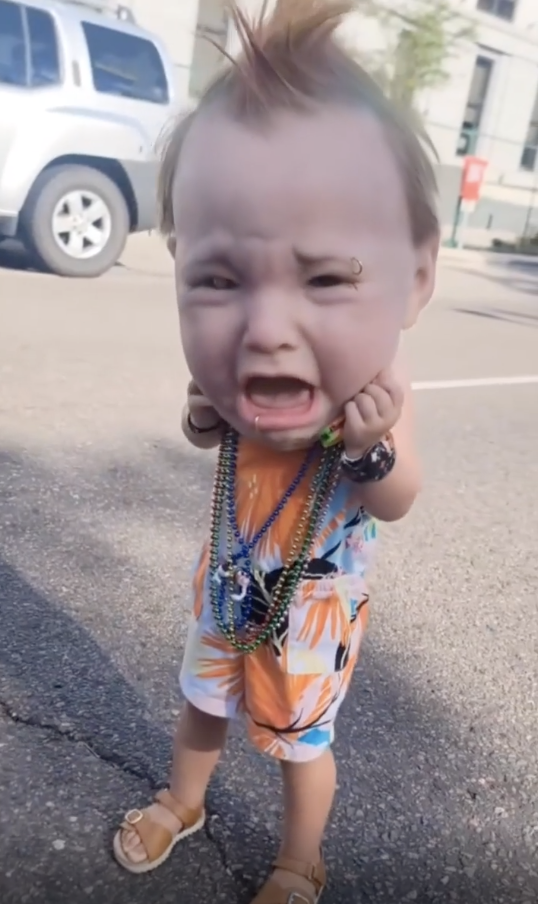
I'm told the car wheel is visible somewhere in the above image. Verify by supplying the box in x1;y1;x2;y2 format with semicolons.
21;164;130;278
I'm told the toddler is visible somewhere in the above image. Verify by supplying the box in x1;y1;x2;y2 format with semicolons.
113;1;439;901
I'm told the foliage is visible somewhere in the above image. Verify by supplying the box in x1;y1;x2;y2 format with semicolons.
357;0;477;108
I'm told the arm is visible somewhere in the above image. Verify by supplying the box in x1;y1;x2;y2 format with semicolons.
357;364;422;522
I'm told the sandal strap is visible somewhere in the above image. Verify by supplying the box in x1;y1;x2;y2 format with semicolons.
119;789;203;864
273;856;326;891
155;788;203;829
120;810;173;863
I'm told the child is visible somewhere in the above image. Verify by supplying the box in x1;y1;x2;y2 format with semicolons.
113;1;439;900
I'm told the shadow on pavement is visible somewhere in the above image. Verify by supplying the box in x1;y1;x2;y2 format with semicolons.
0;442;535;904
0;241;37;273
449;264;538;298
453;306;538;328
0;241;128;276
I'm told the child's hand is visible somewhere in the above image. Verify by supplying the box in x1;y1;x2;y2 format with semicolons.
342;368;404;460
187;380;222;431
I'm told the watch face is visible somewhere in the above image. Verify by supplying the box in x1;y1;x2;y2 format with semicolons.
342;437;396;484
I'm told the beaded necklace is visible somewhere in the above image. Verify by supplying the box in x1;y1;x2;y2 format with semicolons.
209;428;342;653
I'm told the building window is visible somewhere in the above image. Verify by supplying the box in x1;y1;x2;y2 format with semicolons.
476;0;517;22
458;55;494;156
0;0;61;87
82;22;169;104
521;86;538;172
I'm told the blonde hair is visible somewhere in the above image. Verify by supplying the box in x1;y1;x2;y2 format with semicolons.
157;0;439;246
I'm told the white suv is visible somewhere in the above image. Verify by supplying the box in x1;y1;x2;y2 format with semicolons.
0;0;176;276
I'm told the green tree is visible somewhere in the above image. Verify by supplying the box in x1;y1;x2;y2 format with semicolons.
358;0;477;109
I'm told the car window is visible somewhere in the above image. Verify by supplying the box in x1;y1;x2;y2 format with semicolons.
0;1;60;88
0;0;26;86
27;7;61;86
82;22;169;105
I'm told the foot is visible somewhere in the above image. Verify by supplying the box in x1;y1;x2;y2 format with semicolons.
114;789;205;872
252;854;326;903
270;867;320;899
119;802;183;865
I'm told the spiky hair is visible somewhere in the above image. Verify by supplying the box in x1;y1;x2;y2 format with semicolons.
157;0;439;245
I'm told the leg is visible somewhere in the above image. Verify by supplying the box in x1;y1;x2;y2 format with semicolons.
119;701;228;865
280;749;336;862
268;751;336;900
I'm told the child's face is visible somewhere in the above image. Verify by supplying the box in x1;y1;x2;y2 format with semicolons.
173;105;436;449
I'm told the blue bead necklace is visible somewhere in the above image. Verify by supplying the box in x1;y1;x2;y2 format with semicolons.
213;431;318;630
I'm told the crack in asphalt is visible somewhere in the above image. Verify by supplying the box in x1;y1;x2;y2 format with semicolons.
0;697;252;895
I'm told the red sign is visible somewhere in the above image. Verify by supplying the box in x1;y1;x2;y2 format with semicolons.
460;156;488;203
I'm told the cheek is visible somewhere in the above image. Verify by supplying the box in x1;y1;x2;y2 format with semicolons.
316;295;404;399
178;303;237;404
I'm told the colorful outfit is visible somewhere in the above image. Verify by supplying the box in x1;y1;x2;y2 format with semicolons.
180;439;377;762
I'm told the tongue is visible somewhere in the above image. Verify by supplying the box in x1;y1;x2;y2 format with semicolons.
247;377;311;410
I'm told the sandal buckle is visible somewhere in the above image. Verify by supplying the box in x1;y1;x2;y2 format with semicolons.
125;808;144;825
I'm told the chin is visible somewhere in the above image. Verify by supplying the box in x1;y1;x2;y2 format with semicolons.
252;425;323;452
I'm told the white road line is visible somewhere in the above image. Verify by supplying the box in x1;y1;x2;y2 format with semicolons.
412;376;538;391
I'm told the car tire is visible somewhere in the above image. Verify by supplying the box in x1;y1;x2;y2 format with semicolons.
20;164;130;278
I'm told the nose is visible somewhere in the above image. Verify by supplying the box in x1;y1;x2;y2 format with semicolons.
242;288;297;354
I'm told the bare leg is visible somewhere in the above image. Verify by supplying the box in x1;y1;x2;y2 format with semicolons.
121;701;228;863
271;749;336;896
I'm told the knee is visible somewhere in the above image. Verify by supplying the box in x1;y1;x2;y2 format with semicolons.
178;701;229;749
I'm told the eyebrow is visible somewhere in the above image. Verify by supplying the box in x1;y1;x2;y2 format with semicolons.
182;242;356;275
182;243;236;274
292;248;353;268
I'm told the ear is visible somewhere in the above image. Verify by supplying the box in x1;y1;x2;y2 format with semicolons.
404;232;439;329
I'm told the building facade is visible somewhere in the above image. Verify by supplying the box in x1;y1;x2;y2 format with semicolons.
131;0;538;242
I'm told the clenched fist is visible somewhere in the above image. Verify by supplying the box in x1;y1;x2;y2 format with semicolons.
342;368;403;460
187;380;222;431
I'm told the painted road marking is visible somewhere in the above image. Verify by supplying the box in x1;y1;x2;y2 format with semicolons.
412;376;538;391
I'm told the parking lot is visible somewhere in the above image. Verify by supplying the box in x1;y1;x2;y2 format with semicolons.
0;238;537;904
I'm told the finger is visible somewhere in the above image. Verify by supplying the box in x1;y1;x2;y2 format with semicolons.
372;370;404;409
354;392;379;424
361;383;393;419
190;395;216;411
343;399;365;436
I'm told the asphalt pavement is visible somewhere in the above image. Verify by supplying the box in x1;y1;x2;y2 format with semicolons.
0;239;537;904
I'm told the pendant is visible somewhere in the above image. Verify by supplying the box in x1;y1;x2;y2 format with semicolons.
213;561;233;584
213;560;250;602
230;569;250;602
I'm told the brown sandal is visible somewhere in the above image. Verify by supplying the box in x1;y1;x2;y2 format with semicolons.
112;788;205;874
251;854;326;904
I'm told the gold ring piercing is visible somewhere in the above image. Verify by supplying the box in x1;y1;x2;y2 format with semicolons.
351;257;363;276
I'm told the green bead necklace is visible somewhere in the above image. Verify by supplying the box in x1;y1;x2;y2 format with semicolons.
209;428;343;653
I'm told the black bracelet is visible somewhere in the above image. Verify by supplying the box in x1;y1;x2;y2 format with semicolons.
187;412;222;435
341;433;396;484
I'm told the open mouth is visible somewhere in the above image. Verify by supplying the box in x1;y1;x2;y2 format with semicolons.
246;376;313;410
238;376;318;432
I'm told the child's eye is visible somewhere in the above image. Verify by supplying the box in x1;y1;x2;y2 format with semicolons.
308;274;349;288
199;276;237;291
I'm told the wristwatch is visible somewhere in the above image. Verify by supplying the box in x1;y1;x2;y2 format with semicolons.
341;432;396;484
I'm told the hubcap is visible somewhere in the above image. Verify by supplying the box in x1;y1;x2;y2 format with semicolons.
51;189;112;259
